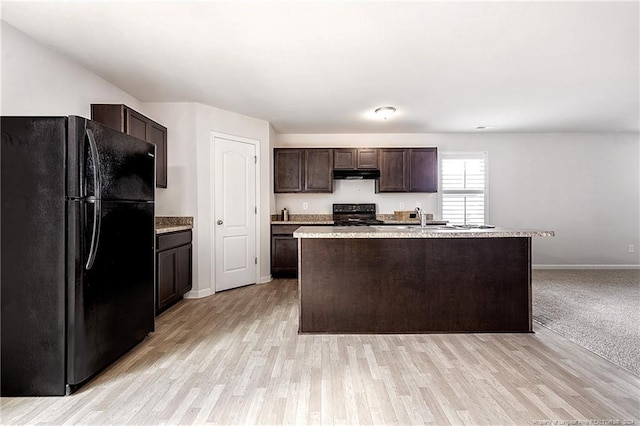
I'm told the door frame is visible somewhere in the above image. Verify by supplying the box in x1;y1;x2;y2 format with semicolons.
210;132;261;293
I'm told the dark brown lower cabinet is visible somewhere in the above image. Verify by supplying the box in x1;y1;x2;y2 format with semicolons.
271;224;301;277
156;230;192;314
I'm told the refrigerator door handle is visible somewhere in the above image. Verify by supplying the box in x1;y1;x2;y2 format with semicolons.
85;129;102;270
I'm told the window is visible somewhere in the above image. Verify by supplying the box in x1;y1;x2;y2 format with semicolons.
440;152;488;225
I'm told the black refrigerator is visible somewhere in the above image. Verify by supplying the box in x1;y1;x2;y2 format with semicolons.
1;116;156;396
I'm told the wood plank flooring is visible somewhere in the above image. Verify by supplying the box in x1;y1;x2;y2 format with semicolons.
1;278;639;425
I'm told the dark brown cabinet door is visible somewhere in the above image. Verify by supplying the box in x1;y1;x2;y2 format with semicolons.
156;230;192;315
176;244;192;296
408;148;438;192
126;109;148;141
334;148;378;169
91;104;168;188
271;224;300;277
271;236;298;277
377;149;409;192
357;149;378;169
334;149;356;169
90;104;126;132
149;122;168;188
157;249;177;311
304;149;333;192
274;149;304;193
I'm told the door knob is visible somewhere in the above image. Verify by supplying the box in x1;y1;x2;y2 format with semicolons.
217;220;224;225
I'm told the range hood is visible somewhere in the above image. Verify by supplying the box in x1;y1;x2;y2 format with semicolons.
333;169;381;180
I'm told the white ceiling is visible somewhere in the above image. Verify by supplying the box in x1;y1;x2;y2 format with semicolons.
2;1;638;134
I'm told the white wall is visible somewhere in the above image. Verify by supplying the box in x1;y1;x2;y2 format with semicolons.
1;22;142;116
276;133;640;267
143;103;198;216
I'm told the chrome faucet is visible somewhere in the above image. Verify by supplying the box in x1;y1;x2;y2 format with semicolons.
415;207;428;228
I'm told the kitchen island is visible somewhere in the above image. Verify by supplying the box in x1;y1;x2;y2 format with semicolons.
293;225;554;334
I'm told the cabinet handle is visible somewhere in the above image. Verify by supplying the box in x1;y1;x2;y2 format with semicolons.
217;220;224;225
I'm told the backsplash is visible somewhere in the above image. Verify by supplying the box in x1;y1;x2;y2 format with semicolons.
274;179;439;216
271;213;332;222
156;216;194;227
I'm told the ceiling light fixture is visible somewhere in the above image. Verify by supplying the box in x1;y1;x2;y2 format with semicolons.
374;106;396;119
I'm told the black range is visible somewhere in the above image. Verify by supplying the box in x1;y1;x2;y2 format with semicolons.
332;203;384;226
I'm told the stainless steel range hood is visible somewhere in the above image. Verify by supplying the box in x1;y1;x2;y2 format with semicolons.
333;169;381;180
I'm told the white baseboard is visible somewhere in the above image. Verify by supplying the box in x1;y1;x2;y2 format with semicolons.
533;264;640;270
183;288;213;299
259;275;273;284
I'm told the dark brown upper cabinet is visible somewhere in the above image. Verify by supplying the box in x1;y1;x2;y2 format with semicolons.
304;149;333;192
408;148;438;192
91;104;168;188
334;148;379;169
274;148;333;193
376;148;438;193
274;149;304;192
377;149;409;192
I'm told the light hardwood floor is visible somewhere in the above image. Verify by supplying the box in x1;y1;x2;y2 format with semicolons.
1;279;639;425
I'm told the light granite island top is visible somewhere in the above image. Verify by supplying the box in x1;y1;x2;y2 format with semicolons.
293;225;554;239
294;224;554;334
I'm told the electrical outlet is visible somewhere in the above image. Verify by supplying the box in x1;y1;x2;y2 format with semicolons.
399;203;405;209
302;202;308;210
629;244;636;253
416;202;422;208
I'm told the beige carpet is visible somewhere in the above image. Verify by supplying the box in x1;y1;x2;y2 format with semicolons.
532;269;640;376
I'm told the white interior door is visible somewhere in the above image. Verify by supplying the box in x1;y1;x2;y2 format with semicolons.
214;136;257;292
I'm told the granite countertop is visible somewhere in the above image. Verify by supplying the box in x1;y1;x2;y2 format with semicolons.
272;220;335;225
156;216;194;234
293;225;555;239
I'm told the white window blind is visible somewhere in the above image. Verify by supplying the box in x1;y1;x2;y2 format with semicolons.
440;153;488;225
